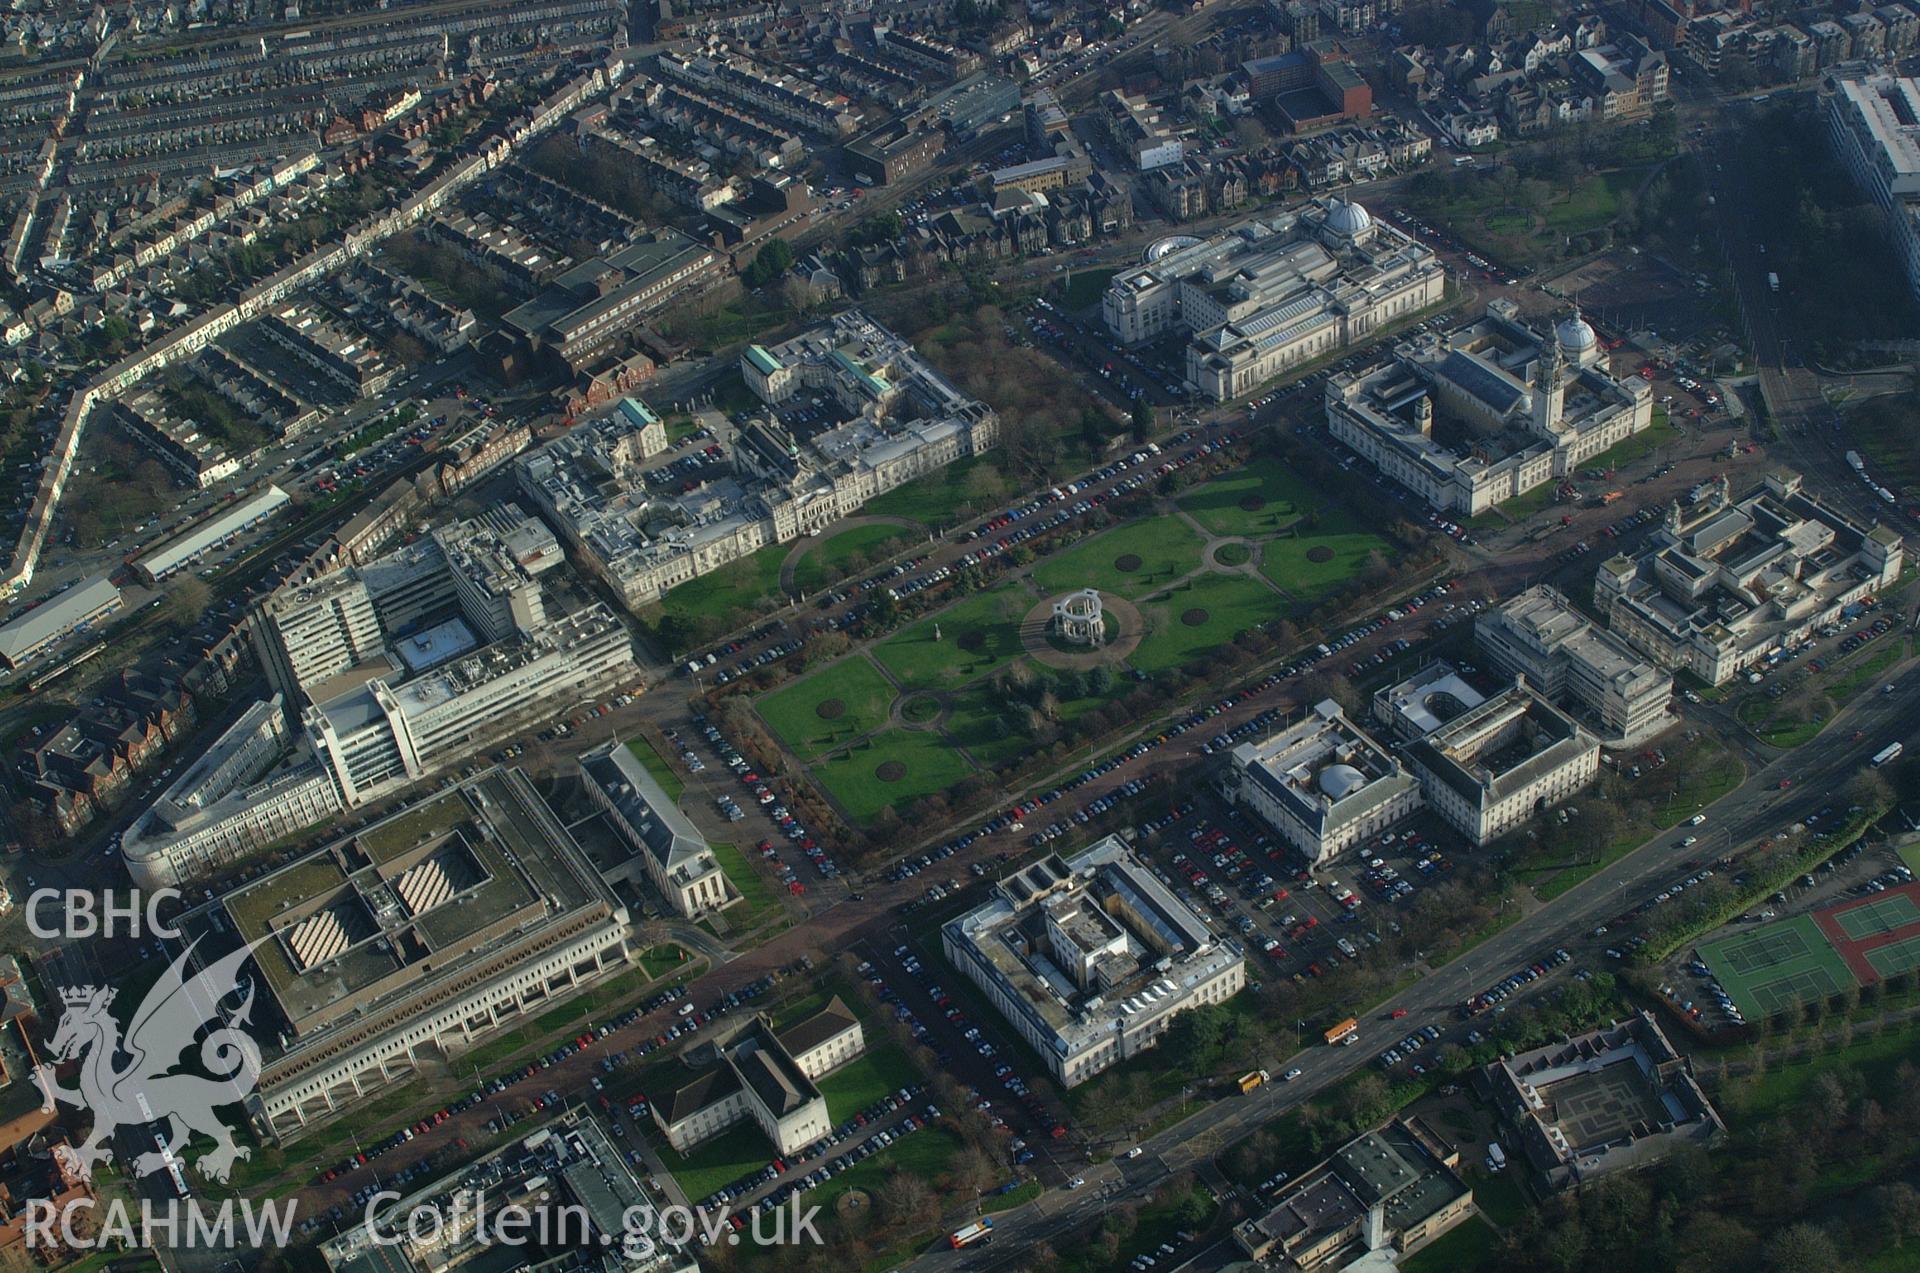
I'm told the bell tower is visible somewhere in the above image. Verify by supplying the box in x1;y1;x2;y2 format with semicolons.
1532;339;1566;437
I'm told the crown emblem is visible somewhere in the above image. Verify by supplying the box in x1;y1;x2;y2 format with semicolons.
59;985;111;1008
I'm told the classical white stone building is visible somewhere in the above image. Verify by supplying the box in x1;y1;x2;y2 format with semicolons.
1051;588;1107;646
1101;199;1446;400
652;999;865;1157
942;837;1246;1088
578;740;733;919
1476;586;1676;746
1593;471;1904;685
1226;700;1423;865
519;311;995;610
1402;683;1600;846
1327;301;1655;515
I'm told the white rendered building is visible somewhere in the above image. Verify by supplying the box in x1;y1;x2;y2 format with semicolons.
1101;200;1445;400
1402;683;1601;846
1476;586;1675;745
1593;471;1904;685
1227;699;1423;864
942;837;1246;1088
1326;302;1654;516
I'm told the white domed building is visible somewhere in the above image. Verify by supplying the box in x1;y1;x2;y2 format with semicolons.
1097;207;1445;400
1554;312;1603;368
1321;197;1376;246
1224;699;1422;865
1323;298;1657;518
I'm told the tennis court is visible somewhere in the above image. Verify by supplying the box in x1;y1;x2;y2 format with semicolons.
1816;881;1920;985
1834;893;1920;940
1697;915;1857;1019
1865;933;1920;980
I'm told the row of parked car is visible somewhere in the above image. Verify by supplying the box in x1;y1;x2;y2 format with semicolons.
1678;960;1746;1027
682;715;837;877
698;1082;936;1222
881;946;1066;1140
1461;947;1573;1017
708;633;806;686
317;981;703;1186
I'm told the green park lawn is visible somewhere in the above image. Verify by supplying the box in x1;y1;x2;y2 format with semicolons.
806;1125;965;1214
792;523;917;594
1259;523;1392;600
1130;574;1282;673
861;454;1009;526
811;726;980;824
814;1041;925;1124
873;584;1031;692
1176;456;1313;539
942;683;1034;768
1062;267;1120;309
709;840;777;925
658;1121;772;1202
1542;168;1642;233
652;541;789;631
757;656;898;759
1031;517;1207;599
1398;1216;1499;1273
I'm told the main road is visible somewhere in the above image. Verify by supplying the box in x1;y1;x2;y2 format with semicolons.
906;656;1920;1270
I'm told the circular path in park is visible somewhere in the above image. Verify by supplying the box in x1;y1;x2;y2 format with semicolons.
1019;591;1145;670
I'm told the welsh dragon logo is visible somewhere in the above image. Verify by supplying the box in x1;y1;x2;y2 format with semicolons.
33;940;264;1184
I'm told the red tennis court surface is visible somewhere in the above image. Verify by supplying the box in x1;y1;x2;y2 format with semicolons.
1812;882;1920;985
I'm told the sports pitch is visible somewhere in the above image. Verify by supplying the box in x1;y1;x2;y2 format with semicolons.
1698;917;1855;1018
1701;881;1920;1017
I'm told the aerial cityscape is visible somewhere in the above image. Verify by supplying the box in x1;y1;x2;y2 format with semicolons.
0;0;1916;1270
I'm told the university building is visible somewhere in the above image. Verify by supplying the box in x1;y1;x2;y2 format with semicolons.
520;310;994;610
1226;699;1423;864
1476;586;1676;746
1102;200;1444;400
180;769;632;1140
1402;683;1600;846
578;740;733;919
1593;472;1903;686
1326;302;1654;516
943;838;1246;1088
652;999;864;1156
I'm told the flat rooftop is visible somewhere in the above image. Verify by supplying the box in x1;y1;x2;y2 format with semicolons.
208;769;605;1040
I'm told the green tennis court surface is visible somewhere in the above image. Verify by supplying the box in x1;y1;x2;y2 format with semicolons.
1865;933;1920;980
1698;916;1856;1019
1835;893;1920;940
